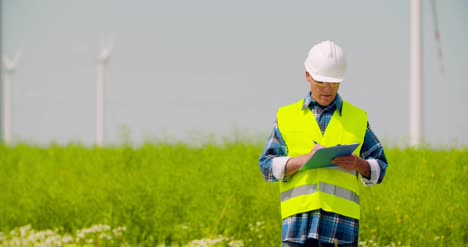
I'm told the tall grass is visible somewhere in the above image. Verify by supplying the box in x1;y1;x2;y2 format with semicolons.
359;147;467;246
0;142;466;246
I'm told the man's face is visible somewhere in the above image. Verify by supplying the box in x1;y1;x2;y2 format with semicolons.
306;72;340;107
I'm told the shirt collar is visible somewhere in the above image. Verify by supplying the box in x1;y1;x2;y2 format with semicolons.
302;92;343;115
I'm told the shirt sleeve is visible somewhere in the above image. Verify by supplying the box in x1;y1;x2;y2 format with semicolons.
259;120;290;182
359;122;389;186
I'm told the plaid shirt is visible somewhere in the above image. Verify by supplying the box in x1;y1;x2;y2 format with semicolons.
259;93;388;244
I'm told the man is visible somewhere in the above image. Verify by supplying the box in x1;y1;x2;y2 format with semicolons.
259;40;388;247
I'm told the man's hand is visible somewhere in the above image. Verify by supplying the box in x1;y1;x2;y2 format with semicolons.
284;144;323;177
332;154;371;178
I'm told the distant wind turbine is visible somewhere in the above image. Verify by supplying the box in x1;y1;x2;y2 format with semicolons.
96;37;113;146
2;50;21;145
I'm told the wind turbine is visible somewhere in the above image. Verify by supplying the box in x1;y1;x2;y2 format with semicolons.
2;50;21;145
96;37;113;146
409;0;445;146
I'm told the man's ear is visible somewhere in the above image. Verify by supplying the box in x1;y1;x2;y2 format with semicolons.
305;72;313;87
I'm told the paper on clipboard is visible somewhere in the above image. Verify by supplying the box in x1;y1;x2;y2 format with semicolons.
300;143;360;170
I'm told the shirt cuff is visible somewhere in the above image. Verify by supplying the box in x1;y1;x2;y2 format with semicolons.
361;158;380;186
272;156;290;180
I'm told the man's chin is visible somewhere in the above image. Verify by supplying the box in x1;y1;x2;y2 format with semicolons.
318;98;333;106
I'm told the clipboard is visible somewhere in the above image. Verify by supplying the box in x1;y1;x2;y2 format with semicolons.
300;143;360;170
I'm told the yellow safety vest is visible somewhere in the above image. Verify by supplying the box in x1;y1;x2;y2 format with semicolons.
276;99;367;220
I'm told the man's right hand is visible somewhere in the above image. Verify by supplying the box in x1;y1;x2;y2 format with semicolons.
284;143;323;177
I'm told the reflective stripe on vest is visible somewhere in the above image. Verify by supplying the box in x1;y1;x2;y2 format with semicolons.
280;183;360;205
276;99;367;219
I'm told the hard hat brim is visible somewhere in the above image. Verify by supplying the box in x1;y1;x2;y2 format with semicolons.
309;72;344;83
305;62;344;83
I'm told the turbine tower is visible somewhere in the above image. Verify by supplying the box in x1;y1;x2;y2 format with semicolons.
96;37;113;146
2;50;21;145
410;0;423;146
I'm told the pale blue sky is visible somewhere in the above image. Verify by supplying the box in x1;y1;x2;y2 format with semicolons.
2;0;467;147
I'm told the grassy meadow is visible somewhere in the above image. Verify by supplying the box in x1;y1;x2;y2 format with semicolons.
0;141;466;246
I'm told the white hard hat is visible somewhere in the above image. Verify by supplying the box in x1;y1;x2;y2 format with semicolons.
304;40;347;83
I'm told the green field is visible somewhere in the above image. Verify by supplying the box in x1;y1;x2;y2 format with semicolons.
0;142;466;246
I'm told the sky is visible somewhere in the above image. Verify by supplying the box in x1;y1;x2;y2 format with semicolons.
2;0;467;148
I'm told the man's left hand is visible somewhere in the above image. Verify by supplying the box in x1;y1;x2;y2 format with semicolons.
332;154;370;178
